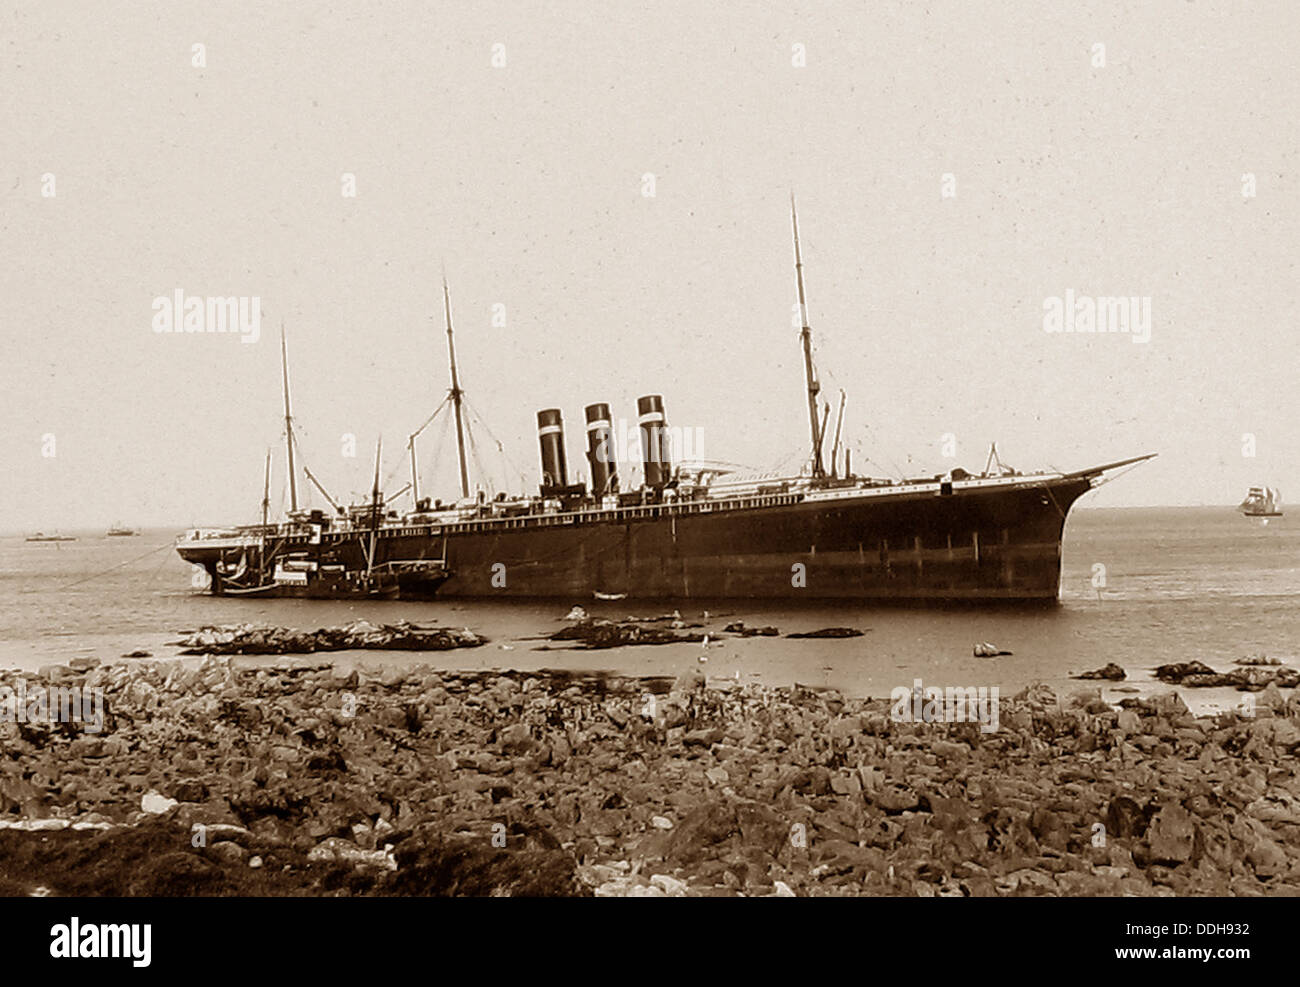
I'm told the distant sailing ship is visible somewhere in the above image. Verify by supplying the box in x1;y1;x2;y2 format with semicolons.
26;532;77;542
106;523;139;537
177;201;1154;603
1240;486;1282;518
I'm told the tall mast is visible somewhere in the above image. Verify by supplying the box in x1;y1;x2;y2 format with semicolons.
279;322;299;512
791;195;824;478
443;272;471;499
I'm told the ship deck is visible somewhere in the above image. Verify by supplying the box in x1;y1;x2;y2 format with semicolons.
177;471;1068;554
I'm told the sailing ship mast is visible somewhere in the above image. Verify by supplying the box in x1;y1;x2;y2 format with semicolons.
443;273;471;499
280;323;299;512
1241;485;1283;516
791;195;825;478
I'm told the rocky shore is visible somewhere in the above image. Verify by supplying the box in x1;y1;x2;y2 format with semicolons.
172;620;486;655
2;653;1299;896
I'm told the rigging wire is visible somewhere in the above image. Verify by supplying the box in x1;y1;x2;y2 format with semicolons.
463;397;527;496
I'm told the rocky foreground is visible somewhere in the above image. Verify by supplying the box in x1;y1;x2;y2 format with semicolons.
2;655;1299;896
172;620;486;655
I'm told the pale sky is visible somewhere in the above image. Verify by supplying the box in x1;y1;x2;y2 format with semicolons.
3;0;1297;532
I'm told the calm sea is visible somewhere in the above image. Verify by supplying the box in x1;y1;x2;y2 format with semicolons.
2;508;1296;713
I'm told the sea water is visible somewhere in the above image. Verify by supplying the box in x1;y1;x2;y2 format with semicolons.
1;508;1296;714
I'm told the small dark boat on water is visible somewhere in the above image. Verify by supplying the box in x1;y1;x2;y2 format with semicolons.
26;532;77;543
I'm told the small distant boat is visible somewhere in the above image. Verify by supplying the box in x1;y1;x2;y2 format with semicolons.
26;532;77;542
106;523;139;537
1240;486;1282;518
593;591;628;601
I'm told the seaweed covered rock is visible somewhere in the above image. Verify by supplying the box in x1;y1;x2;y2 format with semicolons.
175;620;485;655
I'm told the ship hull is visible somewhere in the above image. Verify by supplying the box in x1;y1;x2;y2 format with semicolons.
179;476;1093;603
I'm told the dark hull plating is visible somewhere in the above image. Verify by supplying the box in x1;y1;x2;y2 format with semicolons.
182;477;1092;602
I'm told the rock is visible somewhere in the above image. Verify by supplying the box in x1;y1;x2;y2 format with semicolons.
667;802;738;862
128;852;226;896
176;621;485;655
69;657;101;671
973;642;1013;657
672;670;706;693
723;622;779;637
1105;797;1149;839
1;648;1286;899
499;723;534;755
173;780;209;803
208;841;247;864
1146;804;1197;865
141;791;179;815
551;618;704;649
684;727;724;747
649;874;689;896
872;783;920;814
1154;661;1218;683
1246;835;1288;879
1073;663;1126;681
1257;681;1285;711
1236;654;1283;666
70;737;105;758
385;830;586;896
787;627;864;639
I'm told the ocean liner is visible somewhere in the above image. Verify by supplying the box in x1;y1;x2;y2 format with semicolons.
176;202;1153;603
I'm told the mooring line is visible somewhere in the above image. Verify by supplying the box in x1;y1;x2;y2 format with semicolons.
58;542;176;590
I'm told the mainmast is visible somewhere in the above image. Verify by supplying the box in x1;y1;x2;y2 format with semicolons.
279;323;299;512
443;273;471;499
791;195;824;478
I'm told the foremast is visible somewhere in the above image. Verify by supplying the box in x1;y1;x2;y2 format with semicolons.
790;195;825;479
